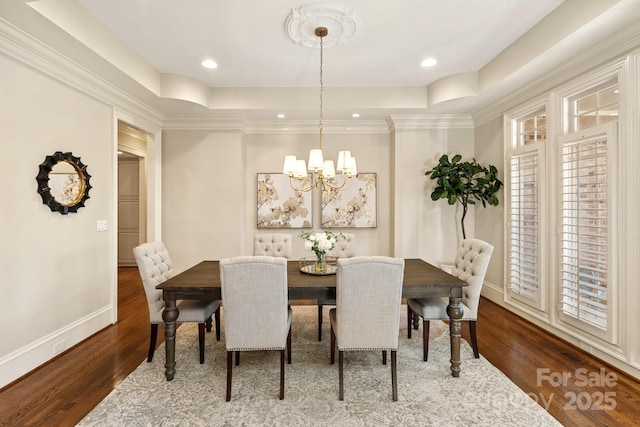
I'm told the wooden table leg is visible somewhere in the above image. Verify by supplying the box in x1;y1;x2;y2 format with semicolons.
447;288;464;377
162;291;179;381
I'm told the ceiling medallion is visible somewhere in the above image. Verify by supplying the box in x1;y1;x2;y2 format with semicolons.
285;4;357;48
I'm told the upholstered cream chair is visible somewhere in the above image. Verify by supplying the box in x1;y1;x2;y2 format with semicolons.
220;256;292;401
253;233;292;258
407;239;494;361
330;256;405;401
318;233;355;341
133;241;220;364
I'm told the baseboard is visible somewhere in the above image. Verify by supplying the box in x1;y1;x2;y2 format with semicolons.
481;279;504;302
0;305;113;388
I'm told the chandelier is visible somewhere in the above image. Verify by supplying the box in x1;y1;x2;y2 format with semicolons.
282;27;357;192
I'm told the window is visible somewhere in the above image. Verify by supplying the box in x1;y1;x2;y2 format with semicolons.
506;74;619;342
558;123;616;337
506;108;546;310
509;152;540;299
519;111;547;145
568;81;619;132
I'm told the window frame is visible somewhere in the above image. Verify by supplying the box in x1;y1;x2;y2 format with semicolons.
556;122;618;342
504;105;547;312
567;78;619;133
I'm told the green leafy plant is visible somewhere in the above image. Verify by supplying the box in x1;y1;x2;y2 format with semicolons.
425;154;503;239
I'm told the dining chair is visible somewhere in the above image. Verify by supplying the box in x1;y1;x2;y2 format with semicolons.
253;233;292;258
133;241;220;364
317;233;355;341
407;238;494;361
330;256;405;401
220;256;292;401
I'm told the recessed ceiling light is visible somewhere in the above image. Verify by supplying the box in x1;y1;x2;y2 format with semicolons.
421;57;437;67
201;59;218;69
277;114;285;118
352;113;360;118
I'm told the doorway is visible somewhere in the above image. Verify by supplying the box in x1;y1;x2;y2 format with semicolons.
117;121;148;266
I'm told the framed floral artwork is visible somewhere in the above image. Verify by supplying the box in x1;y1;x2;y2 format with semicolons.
322;172;377;228
257;173;312;228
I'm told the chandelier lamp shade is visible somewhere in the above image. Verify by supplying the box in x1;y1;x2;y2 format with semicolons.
282;27;357;192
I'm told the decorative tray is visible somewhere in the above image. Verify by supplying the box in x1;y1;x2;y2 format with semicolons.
299;264;337;275
299;257;337;275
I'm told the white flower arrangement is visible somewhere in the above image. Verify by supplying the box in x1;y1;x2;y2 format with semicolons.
299;230;340;259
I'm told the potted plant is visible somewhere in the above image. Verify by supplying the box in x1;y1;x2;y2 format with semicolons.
425;154;503;239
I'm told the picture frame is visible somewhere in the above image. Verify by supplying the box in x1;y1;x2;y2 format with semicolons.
257;173;312;228
322;172;377;228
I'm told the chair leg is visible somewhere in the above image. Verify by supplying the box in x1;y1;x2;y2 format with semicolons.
382;350;387;365
391;350;398;401
226;351;233;401
198;323;205;364
469;320;479;358
407;306;412;339
338;350;344;401
235;351;240;366
205;316;212;333
422;319;430;361
287;326;292;364
279;349;285;400
318;303;323;341
147;324;158;362
215;308;221;341
330;325;336;365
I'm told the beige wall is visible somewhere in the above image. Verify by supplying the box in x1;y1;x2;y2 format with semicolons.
162;130;245;273
392;125;475;264
474;116;505;290
0;53;116;385
162;129;396;269
161;124;475;273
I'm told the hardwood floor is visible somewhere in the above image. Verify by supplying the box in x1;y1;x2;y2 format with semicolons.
474;299;640;426
0;268;154;427
1;267;638;426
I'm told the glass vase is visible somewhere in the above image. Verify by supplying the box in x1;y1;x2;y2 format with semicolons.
314;252;326;274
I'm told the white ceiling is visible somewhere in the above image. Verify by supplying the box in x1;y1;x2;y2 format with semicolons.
77;0;563;88
17;0;639;120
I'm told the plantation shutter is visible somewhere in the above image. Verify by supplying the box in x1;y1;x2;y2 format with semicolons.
558;124;615;335
507;146;543;308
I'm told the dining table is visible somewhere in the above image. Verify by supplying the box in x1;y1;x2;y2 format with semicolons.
157;258;468;380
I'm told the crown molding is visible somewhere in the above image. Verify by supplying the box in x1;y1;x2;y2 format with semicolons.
0;18;163;127
387;114;474;131
244;119;390;134
163;117;390;133
162;116;248;130
473;21;640;127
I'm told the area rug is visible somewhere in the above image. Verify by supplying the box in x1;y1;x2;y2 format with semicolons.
79;306;560;426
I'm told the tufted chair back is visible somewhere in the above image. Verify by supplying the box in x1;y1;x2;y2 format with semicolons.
133;241;173;324
327;233;356;258
451;239;494;317
253;233;292;258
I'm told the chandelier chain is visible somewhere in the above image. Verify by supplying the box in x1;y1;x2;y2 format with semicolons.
282;26;354;194
319;32;324;150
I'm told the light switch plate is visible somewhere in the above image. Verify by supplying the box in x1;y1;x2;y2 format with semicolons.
96;220;108;231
